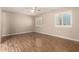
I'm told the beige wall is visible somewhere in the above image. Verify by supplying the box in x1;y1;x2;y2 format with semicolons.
0;8;2;42
35;7;79;40
2;11;33;36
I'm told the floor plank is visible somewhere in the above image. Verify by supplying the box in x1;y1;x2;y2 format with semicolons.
0;32;79;52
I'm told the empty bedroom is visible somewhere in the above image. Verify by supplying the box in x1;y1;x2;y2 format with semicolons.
0;7;79;52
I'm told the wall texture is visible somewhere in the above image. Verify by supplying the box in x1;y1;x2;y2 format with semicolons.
35;8;79;41
0;8;2;42
2;11;33;36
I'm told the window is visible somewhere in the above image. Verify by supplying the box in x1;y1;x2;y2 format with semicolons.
55;11;72;27
35;16;43;27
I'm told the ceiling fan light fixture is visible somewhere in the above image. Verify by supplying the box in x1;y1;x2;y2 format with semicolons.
31;9;35;13
30;7;36;13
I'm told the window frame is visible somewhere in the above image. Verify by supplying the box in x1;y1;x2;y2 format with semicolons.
55;11;72;27
35;16;43;27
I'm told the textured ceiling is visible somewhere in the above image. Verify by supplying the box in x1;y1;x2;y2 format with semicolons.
2;7;60;16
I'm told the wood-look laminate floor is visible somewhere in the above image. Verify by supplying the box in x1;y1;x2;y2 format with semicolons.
0;32;79;52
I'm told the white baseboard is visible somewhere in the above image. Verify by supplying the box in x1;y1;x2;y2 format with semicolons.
2;31;79;42
2;31;33;37
36;32;79;42
52;34;79;42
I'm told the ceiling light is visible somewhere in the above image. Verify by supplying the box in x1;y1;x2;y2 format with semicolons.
30;7;36;13
31;9;35;13
30;7;40;13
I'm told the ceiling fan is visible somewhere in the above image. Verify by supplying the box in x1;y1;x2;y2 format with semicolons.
30;7;40;13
